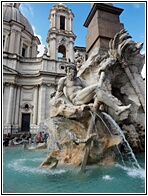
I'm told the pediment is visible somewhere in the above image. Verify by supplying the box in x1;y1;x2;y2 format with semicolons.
3;65;18;75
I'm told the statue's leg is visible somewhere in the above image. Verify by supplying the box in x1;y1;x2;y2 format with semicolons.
95;88;131;115
73;83;99;105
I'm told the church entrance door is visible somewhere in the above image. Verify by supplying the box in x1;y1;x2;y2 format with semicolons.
21;113;30;132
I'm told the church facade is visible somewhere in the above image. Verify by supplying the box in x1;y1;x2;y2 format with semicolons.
3;3;124;134
3;3;78;134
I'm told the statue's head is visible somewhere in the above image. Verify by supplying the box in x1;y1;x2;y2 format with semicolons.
65;64;77;73
65;64;77;80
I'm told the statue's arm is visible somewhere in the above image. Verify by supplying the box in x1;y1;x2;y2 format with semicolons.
55;77;66;99
98;57;116;75
79;77;88;88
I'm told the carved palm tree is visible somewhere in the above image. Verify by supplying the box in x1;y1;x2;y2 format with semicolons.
108;29;145;111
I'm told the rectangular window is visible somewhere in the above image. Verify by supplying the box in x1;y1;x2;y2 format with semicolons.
22;48;26;57
22;44;27;57
3;35;5;49
60;16;65;30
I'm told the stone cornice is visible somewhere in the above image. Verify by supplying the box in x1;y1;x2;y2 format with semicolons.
48;29;76;39
3;65;19;75
84;3;123;27
7;20;33;39
3;51;43;63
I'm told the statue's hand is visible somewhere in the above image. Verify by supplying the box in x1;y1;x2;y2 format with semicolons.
98;57;116;75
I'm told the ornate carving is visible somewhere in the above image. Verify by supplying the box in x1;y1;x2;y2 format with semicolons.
4;82;15;87
20;102;34;111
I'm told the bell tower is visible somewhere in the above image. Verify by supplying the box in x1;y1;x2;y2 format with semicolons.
46;3;76;62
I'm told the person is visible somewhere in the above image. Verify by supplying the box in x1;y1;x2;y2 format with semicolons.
3;133;11;146
37;132;42;143
25;132;32;144
25;132;31;140
54;64;131;115
18;132;28;144
20;132;26;140
42;131;45;142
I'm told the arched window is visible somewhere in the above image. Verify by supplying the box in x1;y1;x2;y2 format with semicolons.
21;38;31;57
58;45;66;59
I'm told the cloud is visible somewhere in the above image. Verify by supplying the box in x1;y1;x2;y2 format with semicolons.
19;3;33;18
132;3;141;9
26;3;34;16
19;4;44;57
141;51;145;79
141;64;146;79
32;26;46;57
37;45;45;57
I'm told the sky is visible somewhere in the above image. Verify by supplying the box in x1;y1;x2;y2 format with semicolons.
17;2;146;78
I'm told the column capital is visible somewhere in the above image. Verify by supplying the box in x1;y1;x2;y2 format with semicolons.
41;83;47;87
4;82;15;87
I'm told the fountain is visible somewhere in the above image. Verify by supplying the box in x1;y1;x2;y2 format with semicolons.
3;29;145;194
39;29;145;171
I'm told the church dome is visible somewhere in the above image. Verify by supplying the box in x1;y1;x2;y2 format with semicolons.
3;3;34;35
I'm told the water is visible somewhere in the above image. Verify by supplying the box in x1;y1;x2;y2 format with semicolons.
102;112;141;169
3;147;145;194
93;111;126;166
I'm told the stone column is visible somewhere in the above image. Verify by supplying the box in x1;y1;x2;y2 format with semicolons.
33;85;38;124
3;83;10;125
53;14;56;27
69;40;74;62
32;44;37;57
14;85;21;125
9;30;15;53
26;46;30;57
69;17;73;31
51;37;56;59
57;15;60;29
15;31;21;54
65;18;68;31
11;85;17;124
20;40;23;56
38;83;46;123
3;34;8;52
6;83;15;125
50;14;53;28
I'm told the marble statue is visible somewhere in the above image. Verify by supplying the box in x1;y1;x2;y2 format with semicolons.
54;63;131;115
74;50;84;71
41;29;145;170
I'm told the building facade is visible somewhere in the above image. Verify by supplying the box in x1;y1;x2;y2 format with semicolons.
3;3;79;134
